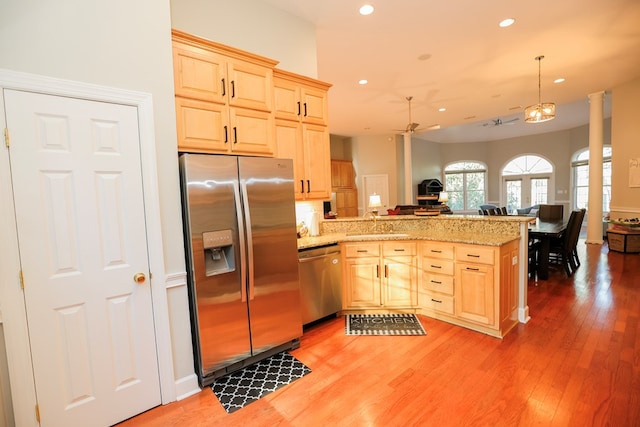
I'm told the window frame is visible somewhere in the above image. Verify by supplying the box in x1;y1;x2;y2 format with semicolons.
443;161;487;212
571;146;612;213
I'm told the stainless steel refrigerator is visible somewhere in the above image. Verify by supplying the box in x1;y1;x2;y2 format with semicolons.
179;154;302;387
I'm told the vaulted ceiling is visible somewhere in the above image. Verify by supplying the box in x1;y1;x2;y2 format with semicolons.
261;0;640;142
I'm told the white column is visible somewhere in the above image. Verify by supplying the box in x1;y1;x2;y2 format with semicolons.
586;91;605;244
403;132;413;204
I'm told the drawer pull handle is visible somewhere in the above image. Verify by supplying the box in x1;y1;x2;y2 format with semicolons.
430;265;441;269
356;250;368;253
466;267;480;271
430;280;442;284
467;254;480;258
394;248;405;252
431;298;442;303
431;250;442;253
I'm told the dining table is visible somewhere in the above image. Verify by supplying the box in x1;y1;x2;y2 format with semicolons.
528;218;569;280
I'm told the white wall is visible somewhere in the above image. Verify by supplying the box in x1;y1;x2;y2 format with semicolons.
171;0;318;78
610;77;640;219
351;134;400;212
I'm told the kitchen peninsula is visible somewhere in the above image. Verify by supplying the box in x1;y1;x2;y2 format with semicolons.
298;214;533;338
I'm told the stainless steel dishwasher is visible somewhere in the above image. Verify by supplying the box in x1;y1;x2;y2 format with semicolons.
298;244;342;325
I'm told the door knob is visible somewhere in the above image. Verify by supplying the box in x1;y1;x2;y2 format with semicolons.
133;272;146;284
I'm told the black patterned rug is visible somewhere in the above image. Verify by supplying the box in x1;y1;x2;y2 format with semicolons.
211;352;311;413
345;313;427;336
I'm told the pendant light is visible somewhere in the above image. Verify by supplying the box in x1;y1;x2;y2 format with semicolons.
524;55;556;123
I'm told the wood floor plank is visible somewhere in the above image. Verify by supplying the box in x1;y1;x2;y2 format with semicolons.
117;239;640;426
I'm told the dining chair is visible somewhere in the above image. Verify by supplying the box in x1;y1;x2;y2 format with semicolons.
570;209;586;268
500;207;508;215
539;204;564;221
547;209;585;276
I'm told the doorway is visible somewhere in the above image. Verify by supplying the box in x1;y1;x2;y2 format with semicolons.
0;71;172;426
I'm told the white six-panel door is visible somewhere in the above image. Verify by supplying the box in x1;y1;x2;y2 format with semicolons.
4;89;160;426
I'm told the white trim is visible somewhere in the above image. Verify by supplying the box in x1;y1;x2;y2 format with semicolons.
608;206;640;215
0;69;176;422
174;374;201;401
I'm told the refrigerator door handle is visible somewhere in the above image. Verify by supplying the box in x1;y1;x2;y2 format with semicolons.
233;181;248;302
240;179;255;300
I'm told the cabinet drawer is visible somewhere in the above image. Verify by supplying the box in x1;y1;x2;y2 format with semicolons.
422;273;454;295
383;241;416;256
420;242;454;260
421;293;454;315
344;243;380;258
422;258;454;275
455;245;495;265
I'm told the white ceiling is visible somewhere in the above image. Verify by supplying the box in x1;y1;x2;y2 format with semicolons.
260;0;640;143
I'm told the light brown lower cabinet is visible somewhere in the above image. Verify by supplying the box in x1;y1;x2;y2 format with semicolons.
340;238;519;337
420;240;520;338
342;241;417;310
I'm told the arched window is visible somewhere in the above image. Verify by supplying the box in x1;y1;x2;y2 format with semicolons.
444;161;486;211
572;146;612;212
501;155;554;213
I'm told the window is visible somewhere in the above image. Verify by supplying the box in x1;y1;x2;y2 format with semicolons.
444;161;486;211
501;155;554;213
572;146;611;212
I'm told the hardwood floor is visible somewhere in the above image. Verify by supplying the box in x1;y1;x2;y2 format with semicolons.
118;239;640;426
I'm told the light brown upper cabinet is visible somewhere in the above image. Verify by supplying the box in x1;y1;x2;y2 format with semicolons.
172;29;277;156
273;69;329;126
274;69;332;200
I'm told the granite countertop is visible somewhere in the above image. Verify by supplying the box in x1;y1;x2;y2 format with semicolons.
297;231;519;250
297;214;528;250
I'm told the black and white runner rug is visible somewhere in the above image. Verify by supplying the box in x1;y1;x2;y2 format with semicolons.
211;352;311;413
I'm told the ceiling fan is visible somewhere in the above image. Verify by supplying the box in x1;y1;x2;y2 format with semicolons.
482;117;519;127
394;96;440;133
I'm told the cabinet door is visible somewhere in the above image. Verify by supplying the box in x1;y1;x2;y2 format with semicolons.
300;86;328;125
275;119;305;199
383;256;418;307
229;108;274;156
273;78;301;121
173;43;226;104
343;257;381;308
175;97;229;153
301;124;331;199
226;58;273;112
336;189;358;217
331;160;355;189
455;263;495;326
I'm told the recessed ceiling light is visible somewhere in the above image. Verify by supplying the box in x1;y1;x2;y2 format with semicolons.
438;107;446;112
554;78;565;84
499;18;515;28
359;5;374;15
358;79;368;85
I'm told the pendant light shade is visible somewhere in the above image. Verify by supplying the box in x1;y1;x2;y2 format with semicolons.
525;55;556;123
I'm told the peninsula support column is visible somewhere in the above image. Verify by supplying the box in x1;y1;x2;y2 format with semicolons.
403;132;413;204
587;91;605;244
